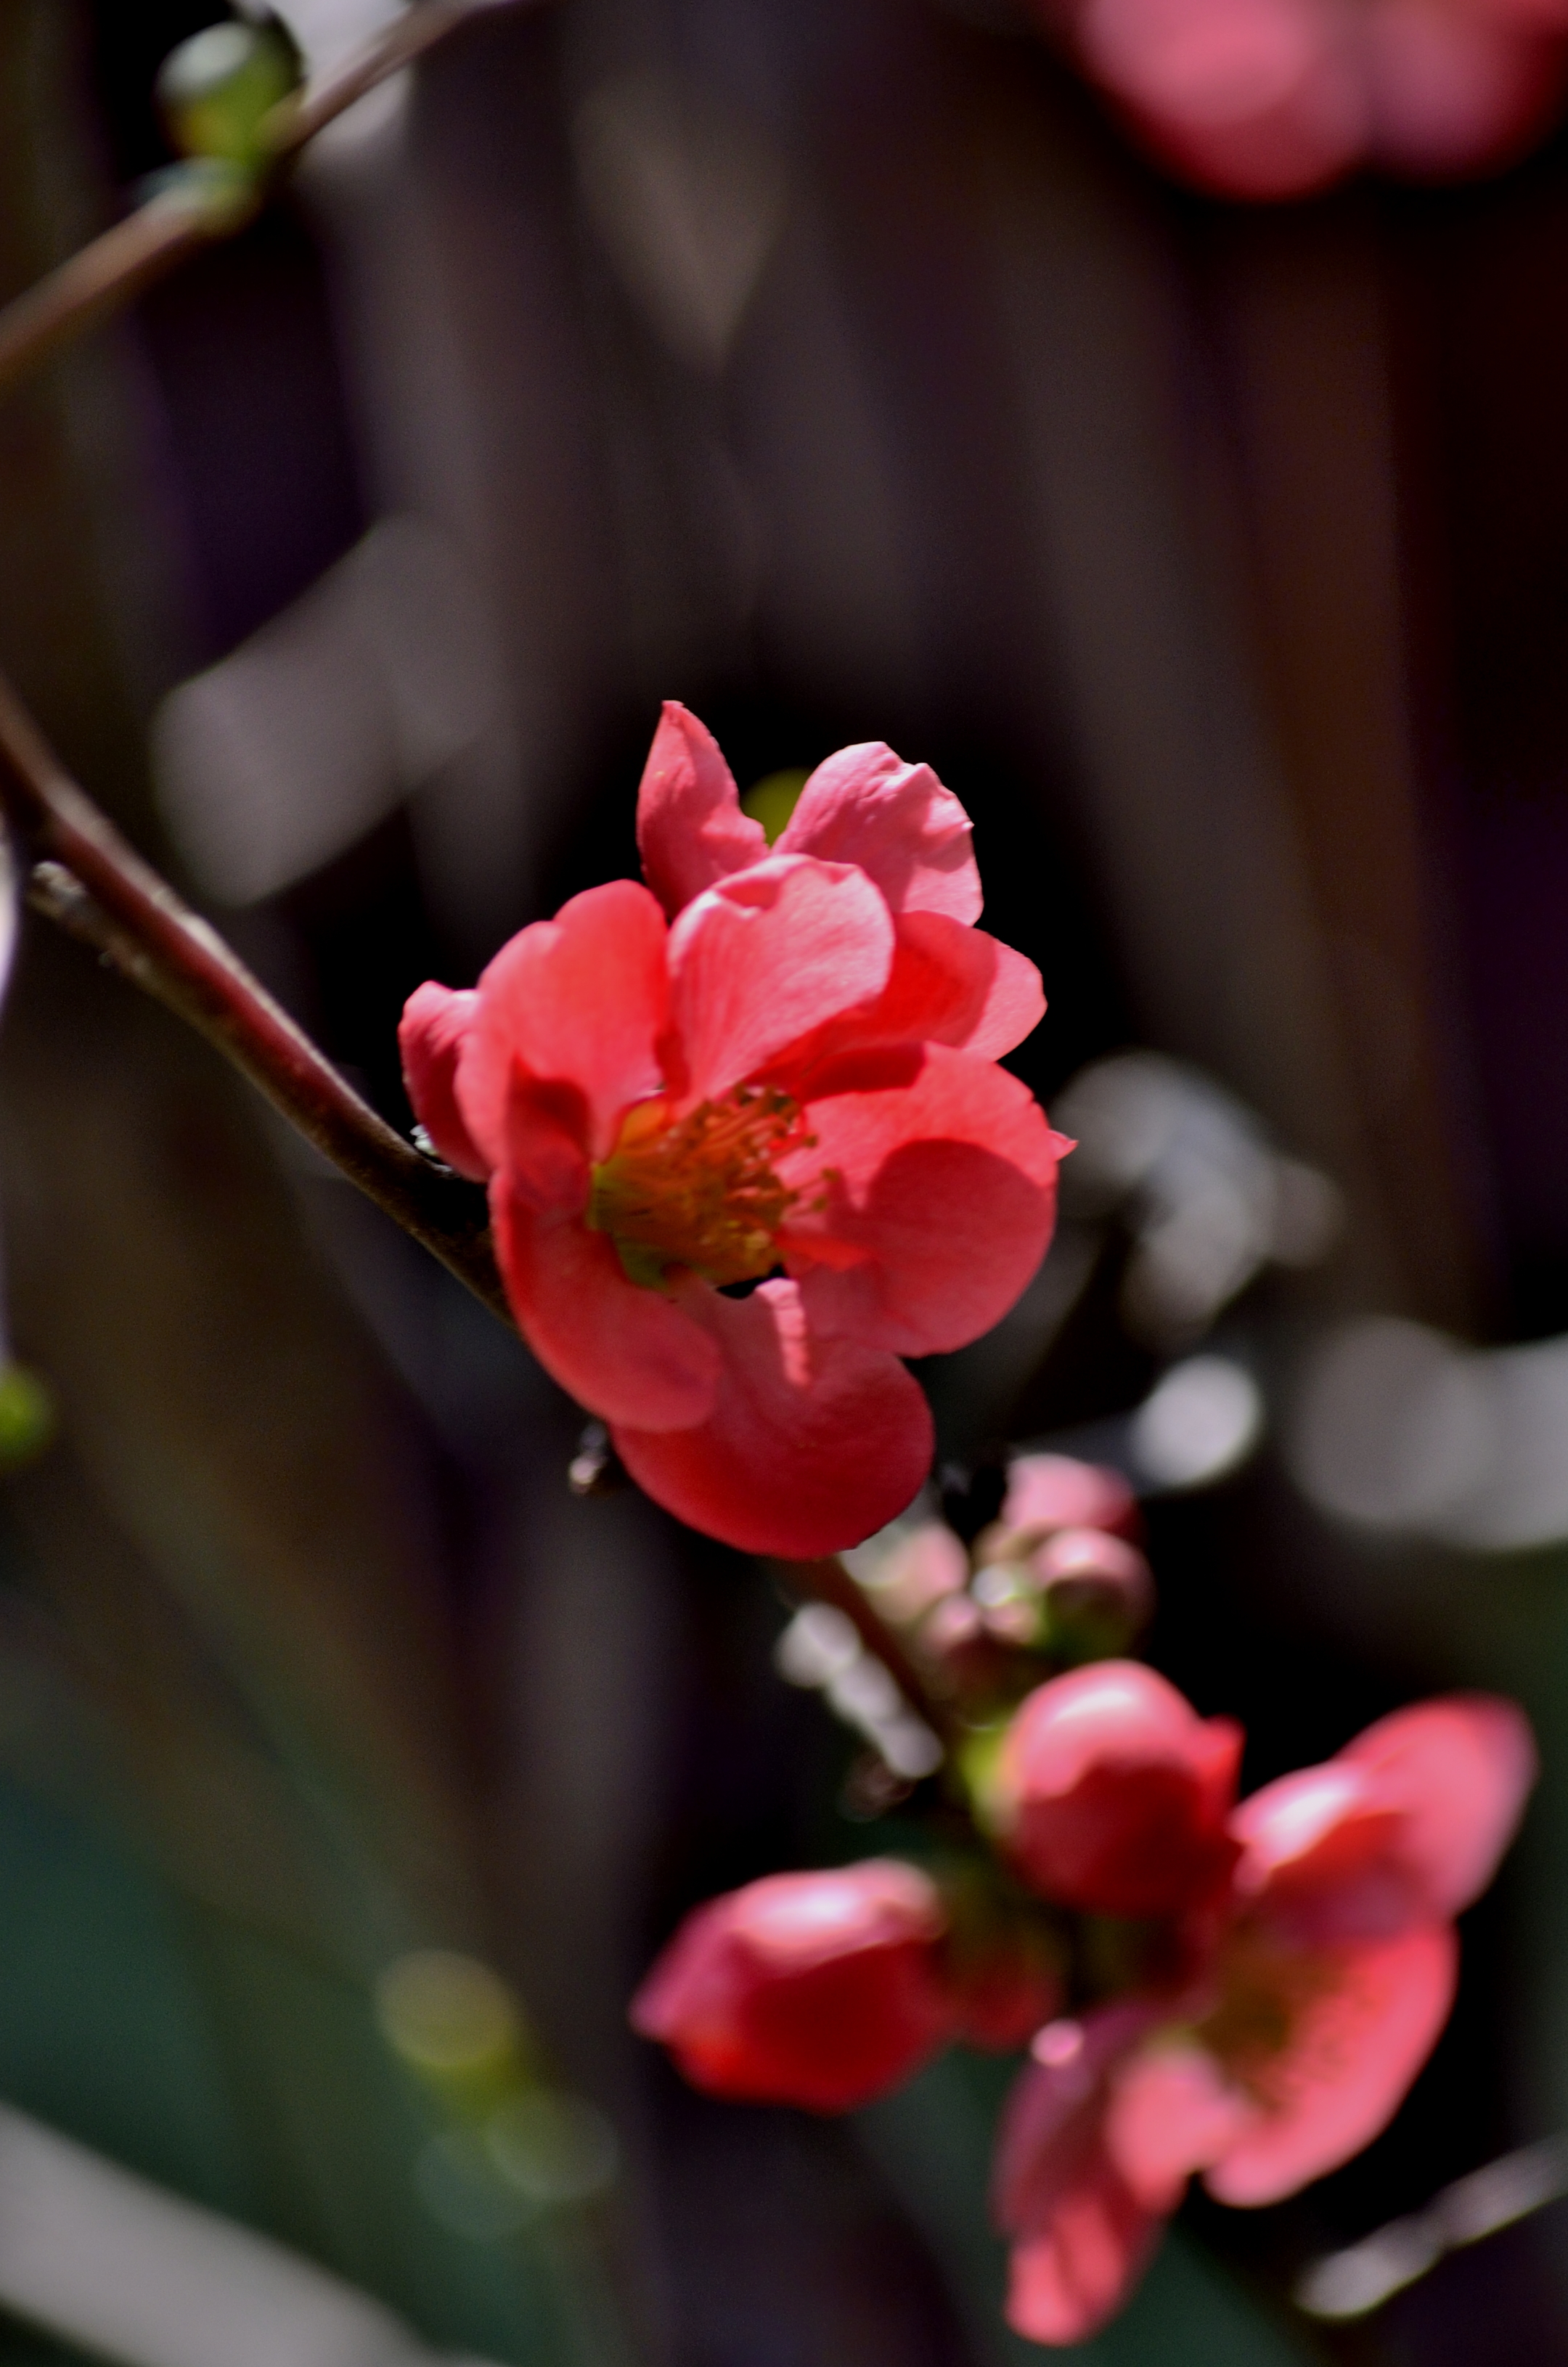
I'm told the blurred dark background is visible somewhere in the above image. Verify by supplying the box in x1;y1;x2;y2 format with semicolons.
1;1;1567;2361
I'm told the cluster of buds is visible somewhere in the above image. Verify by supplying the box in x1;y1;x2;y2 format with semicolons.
852;1453;1153;1714
634;1454;1538;2347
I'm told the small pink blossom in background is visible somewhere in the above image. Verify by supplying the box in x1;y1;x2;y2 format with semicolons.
991;1660;1244;1917
401;705;1068;1558
996;1692;1538;2343
1034;0;1568;197
631;1860;1064;2110
1000;1452;1141;1543
629;1863;957;2112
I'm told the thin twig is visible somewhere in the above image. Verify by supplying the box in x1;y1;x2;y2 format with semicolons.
0;675;511;1328
0;0;515;404
0;184;248;396
777;1555;960;1749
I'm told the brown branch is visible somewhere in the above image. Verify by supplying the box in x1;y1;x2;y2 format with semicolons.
0;675;512;1328
0;184;248;397
0;0;518;404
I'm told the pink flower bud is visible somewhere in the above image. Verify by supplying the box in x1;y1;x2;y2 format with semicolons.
1032;1527;1155;1656
630;1862;955;2112
994;1663;1243;1918
1001;1454;1140;1542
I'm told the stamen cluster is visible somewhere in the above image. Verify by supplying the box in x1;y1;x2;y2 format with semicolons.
588;1087;814;1289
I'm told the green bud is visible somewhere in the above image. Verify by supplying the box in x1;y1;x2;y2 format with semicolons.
0;1365;55;1468
155;16;303;168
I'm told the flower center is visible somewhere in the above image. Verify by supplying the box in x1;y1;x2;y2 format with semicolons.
588;1087;813;1289
1188;1923;1341;2104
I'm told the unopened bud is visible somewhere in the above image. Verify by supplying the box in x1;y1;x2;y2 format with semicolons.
999;1453;1140;1544
155;16;302;167
1032;1527;1153;1660
630;1862;955;2111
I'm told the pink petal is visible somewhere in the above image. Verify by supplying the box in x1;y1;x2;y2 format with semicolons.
779;1045;1065;1356
456;880;669;1168
993;2008;1168;2346
1230;1763;1423;1942
611;1276;934;1555
636;702;769;917
1005;2166;1164;2347
491;1184;719;1434
399;983;489;1180
1106;2043;1257;2209
1002;1453;1140;1541
666;857;894;1106
1201;1924;1458;2206
778;744;984;923
867;912;1045;1060
630;1862;955;2113
1340;1696;1538;1919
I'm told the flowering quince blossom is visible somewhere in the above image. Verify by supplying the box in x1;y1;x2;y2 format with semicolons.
401;703;1067;1557
1037;0;1568;199
994;1689;1538;2344
630;1860;1063;2110
990;1661;1244;1918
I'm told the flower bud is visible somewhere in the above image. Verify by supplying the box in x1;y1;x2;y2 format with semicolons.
992;1664;1242;1918
1032;1529;1153;1661
919;1591;1018;1700
1000;1455;1140;1544
155;17;302;166
630;1862;954;2112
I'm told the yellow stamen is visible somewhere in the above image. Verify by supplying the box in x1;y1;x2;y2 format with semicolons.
588;1086;812;1288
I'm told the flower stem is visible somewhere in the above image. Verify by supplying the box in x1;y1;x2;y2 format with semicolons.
0;671;511;1328
777;1555;960;1750
0;0;515;405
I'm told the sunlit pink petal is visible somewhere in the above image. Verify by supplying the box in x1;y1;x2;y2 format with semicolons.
399;982;489;1180
1202;1924;1458;2205
778;743;984;923
1005;2165;1164;2346
456;880;669;1166
1339;1695;1538;1919
874;912;1046;1059
612;1276;934;1555
632;1861;954;2112
492;1183;719;1433
995;1663;1244;1918
1002;1453;1140;1541
637;701;768;917
780;1045;1065;1357
666;857;895;1106
1106;2042;1257;2208
1230;1762;1422;1942
995;2006;1168;2346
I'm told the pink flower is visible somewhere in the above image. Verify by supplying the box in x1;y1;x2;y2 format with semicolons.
995;1693;1537;2344
1043;0;1568;197
629;1861;957;2112
401;706;1066;1556
992;1662;1244;1918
